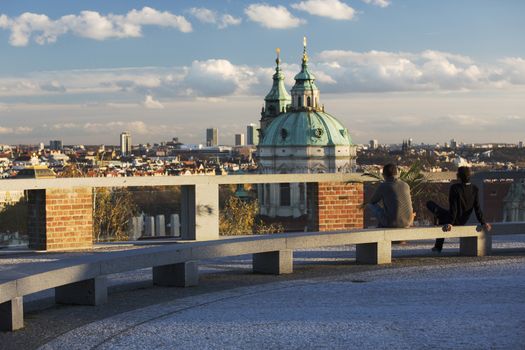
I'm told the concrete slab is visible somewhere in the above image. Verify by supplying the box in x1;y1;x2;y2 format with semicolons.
0;297;23;331
16;264;100;296
55;277;107;306
153;261;199;287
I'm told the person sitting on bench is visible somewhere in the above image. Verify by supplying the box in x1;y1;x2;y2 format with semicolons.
364;163;415;228
426;166;492;253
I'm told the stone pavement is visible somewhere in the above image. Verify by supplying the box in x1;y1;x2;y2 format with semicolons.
1;237;525;350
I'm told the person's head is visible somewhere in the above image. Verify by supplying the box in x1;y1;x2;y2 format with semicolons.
457;166;471;183
382;163;398;179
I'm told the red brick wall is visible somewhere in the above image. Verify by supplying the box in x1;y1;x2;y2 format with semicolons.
308;182;364;231
28;187;93;250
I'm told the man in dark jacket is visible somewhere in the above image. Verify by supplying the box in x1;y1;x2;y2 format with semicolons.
427;166;491;252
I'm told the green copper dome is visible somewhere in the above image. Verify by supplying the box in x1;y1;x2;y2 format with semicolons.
259;111;352;147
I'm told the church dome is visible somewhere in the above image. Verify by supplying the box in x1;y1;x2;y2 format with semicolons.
259;110;352;147
259;38;352;148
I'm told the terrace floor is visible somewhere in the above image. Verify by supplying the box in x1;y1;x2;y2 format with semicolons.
1;236;525;350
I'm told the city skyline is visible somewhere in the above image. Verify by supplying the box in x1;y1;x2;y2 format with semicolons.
1;1;524;145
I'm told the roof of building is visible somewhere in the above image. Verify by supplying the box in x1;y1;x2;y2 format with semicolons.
264;50;291;103
15;165;57;179
259;110;352;147
260;38;352;148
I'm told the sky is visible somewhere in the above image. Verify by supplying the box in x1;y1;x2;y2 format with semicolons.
0;0;524;146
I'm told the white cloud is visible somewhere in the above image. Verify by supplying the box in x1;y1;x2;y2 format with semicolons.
188;7;241;29
315;49;501;92
0;126;33;134
143;94;164;109
361;0;391;8
245;4;305;29
189;7;216;24
1;51;525;103
40;80;66;92
80;120;169;135
497;57;525;84
219;14;242;29
0;7;192;46
291;0;356;20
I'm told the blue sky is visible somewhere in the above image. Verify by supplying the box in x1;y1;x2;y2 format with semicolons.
0;0;524;145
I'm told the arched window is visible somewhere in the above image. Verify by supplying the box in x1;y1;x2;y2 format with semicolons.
307;96;311;107
297;96;302;107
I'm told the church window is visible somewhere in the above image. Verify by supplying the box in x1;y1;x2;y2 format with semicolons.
299;183;305;203
281;128;288;140
307;96;311;107
298;96;302;107
280;183;291;206
260;184;265;205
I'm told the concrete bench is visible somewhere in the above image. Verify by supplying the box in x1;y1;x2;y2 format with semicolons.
0;224;519;332
485;222;525;254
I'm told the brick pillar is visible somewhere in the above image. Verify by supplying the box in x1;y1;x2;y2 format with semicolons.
307;182;364;232
27;187;93;250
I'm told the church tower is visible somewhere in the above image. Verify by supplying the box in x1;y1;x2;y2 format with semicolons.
290;37;321;111
260;48;291;136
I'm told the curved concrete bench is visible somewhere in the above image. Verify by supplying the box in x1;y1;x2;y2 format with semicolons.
1;224;522;332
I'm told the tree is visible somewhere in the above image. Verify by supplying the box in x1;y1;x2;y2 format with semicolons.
0;198;27;237
219;196;283;235
57;163;84;178
93;187;138;241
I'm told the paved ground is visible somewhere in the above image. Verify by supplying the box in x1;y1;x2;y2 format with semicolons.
1;237;525;350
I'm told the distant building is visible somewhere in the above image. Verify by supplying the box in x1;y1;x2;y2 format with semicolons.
49;140;63;151
120;131;132;155
450;139;458;149
235;133;245;146
246;123;259;145
369;139;379;150
206;128;218;147
519;141;523;148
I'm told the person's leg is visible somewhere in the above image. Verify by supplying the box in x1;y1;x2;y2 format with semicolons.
366;203;387;228
426;201;450;224
426;201;450;252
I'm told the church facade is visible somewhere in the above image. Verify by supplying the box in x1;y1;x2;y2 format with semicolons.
503;179;525;222
257;40;357;218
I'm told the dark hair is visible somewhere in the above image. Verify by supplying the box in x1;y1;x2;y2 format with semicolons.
383;163;398;178
457;166;471;183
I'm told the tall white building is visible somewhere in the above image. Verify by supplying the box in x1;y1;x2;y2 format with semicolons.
120;131;132;156
246;123;259;145
206;128;218;146
235;133;245;146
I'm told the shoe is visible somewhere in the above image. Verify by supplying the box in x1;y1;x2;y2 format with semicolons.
431;247;442;253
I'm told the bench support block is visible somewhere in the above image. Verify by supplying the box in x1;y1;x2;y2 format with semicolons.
55;277;108;305
153;261;199;287
253;250;293;275
484;235;493;255
459;236;486;257
0;297;23;331
356;241;392;264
